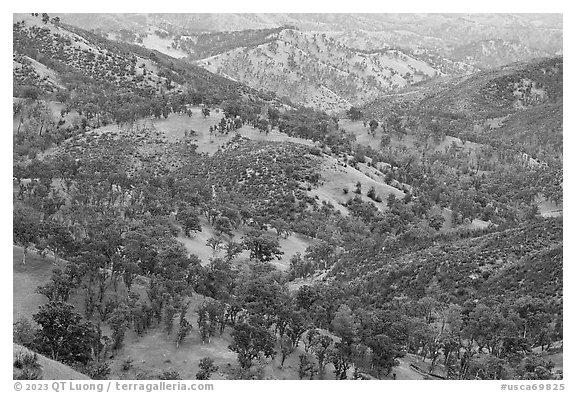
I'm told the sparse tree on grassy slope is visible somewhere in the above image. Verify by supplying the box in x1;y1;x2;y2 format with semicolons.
242;229;283;262
33;301;101;364
229;323;276;369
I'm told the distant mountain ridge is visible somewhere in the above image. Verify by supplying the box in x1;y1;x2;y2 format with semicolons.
56;13;562;55
448;39;553;70
50;13;561;113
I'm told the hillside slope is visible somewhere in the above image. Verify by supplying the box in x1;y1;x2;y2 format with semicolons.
448;39;552;70
13;13;563;382
14;344;90;380
13;13;285;108
333;218;562;302
51;14;560;114
197;29;444;113
363;56;563;158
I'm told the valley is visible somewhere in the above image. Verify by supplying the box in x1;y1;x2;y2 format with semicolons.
12;13;563;383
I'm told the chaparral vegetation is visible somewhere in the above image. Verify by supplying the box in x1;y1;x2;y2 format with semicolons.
13;13;562;381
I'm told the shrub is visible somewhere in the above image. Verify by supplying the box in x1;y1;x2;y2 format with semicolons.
367;186;376;200
13;317;36;347
121;358;133;371
196;357;219;380
13;351;42;380
82;361;111;380
13;351;38;370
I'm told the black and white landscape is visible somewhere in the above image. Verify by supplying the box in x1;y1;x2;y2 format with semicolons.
13;13;562;381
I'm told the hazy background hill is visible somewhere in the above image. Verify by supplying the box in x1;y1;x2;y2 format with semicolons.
56;13;562;53
52;13;561;113
197;29;446;112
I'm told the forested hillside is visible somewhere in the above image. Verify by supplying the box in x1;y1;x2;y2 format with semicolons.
13;13;562;382
362;57;562;155
358;56;562;214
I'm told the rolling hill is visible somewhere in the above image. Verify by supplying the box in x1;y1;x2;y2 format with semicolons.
12;13;563;381
448;39;552;70
328;217;563;308
12;13;285;108
197;29;444;112
362;56;563;158
53;14;560;113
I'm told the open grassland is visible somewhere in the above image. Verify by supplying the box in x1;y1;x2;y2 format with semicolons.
13;246;56;321
339;118;485;157
175;220;314;271
310;155;405;214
